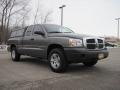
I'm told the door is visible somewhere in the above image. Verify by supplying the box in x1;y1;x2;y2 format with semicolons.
31;25;46;58
22;25;34;55
22;25;46;58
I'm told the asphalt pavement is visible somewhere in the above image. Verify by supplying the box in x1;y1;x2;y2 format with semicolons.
0;48;120;90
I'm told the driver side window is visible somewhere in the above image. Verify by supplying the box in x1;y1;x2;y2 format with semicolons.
25;26;33;36
33;25;43;35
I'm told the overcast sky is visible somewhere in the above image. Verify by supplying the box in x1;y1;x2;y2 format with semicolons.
30;0;120;37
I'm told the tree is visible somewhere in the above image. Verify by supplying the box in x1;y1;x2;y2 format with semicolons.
0;0;30;43
33;0;53;25
0;0;53;43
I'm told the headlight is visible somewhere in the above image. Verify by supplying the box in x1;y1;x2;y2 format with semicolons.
69;39;83;47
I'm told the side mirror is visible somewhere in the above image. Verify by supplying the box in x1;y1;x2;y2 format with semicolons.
34;31;45;36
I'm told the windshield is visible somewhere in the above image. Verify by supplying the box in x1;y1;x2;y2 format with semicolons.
43;24;74;33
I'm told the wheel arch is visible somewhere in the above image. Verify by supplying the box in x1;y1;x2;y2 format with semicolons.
10;44;16;51
47;44;64;58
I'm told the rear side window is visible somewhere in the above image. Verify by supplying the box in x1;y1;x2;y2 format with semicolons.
10;31;16;37
10;29;24;38
16;29;24;37
33;25;43;35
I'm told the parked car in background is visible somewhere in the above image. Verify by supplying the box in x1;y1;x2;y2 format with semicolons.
105;42;117;47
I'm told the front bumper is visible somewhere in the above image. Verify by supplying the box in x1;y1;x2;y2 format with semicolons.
64;47;109;63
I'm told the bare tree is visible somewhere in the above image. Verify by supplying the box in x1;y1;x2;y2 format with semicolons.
43;11;53;24
36;10;53;24
0;0;30;43
0;0;53;43
33;0;53;25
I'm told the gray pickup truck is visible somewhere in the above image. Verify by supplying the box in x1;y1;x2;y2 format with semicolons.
8;24;109;72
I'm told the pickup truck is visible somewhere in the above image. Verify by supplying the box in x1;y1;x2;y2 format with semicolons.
8;24;109;72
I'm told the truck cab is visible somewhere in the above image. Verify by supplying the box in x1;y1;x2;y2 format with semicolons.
8;24;109;73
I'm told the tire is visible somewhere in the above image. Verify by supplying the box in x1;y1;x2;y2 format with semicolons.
11;47;20;61
48;48;68;73
83;60;98;67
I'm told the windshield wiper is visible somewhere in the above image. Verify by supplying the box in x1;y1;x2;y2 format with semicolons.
63;32;73;33
49;32;62;33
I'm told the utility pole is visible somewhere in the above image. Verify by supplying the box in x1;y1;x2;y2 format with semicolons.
115;18;120;41
59;5;66;26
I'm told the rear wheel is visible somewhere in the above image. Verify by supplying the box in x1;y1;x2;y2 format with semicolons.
11;47;20;61
48;48;68;73
83;60;98;67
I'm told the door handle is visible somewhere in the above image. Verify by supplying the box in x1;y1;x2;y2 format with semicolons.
30;38;34;40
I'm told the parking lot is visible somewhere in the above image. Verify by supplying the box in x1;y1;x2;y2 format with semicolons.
0;48;120;90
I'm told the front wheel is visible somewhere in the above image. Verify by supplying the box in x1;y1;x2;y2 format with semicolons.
83;60;98;67
11;47;20;61
48;48;68;73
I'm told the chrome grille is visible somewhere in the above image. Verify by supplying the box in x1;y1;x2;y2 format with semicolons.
98;39;104;49
86;39;96;49
87;44;96;49
84;37;104;49
98;44;104;49
98;39;103;43
86;39;95;43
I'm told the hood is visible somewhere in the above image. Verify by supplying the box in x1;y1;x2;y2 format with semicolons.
48;33;92;39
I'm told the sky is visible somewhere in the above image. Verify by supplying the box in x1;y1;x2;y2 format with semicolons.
30;0;120;37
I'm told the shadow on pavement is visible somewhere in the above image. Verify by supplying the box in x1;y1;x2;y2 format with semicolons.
20;56;49;67
19;56;104;74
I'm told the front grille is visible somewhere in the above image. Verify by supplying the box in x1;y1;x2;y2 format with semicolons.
87;44;96;49
98;44;104;49
86;39;96;49
85;38;104;49
98;39;104;49
98;39;103;43
86;39;95;43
